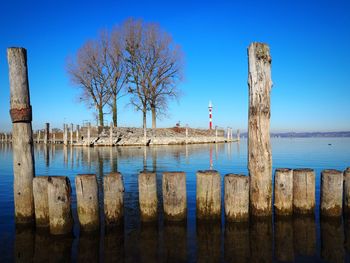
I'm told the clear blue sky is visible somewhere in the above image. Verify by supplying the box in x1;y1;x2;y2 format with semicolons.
1;0;349;132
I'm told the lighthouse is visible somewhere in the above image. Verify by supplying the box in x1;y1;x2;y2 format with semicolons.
209;101;213;130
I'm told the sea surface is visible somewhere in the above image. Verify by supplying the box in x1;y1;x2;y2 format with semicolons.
0;138;350;262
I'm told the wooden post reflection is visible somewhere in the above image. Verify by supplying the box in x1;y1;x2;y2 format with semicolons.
139;223;158;262
104;226;125;263
78;232;100;263
163;223;187;262
250;218;272;263
321;218;344;263
224;222;250;262
197;222;221;262
14;226;34;263
274;217;294;262
293;215;316;256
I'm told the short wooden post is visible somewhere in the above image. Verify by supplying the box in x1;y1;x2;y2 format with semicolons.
139;171;158;221
321;169;343;217
44;123;49;144
37;130;41;143
7;47;35;224
104;172;124;225
70;123;73;144
224;174;249;222
293;168;315;214
47;176;73;235
162;172;187;221
343;167;350;214
274;168;293;216
76;124;80;142
248;43;273;217
196;170;221;220
33;176;49;227
87;122;91;146
76;174;99;231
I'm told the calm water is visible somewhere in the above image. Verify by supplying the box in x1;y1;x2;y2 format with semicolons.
0;138;350;262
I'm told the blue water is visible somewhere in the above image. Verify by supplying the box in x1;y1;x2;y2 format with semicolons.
0;138;350;262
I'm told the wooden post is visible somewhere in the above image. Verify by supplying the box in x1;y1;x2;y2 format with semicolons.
224;174;249;222
274;168;293;216
37;130;41;143
70;123;73;145
293;168;315;214
76;174;99;231
47;176;73;235
76;124;80;143
321;169;343;217
44;123;49;144
87;122;91;146
248;42;273;217
63;124;68;145
344;167;350;214
196;170;221;220
104;172;124;225
162;172;187;221
139;171;158;221
33;176;49;227
110;122;113;146
7;47;35;224
5;133;8;142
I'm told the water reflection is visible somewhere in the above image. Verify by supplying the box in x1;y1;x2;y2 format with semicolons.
163;223;187;262
293;215;316;257
321;218;344;263
224;222;250;263
274;217;294;262
250;218;273;263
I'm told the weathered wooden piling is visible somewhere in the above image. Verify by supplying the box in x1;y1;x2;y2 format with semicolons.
162;172;187;221
44;123;49;144
104;172;124;225
293;168;315;214
70;123;73;145
196;170;221;220
321;169;343;217
87;122;91;146
76;174;99;231
47;176;73;235
76;125;80;142
138;171;158;221
274;168;293;216
343;167;350;214
247;43;273;217
7;47;35;224
109;122;113;145
63;124;68;145
224;174;249;222
33;176;49;227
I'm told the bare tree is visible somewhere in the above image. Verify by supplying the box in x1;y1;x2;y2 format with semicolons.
124;19;184;129
67;37;111;126
107;27;128;127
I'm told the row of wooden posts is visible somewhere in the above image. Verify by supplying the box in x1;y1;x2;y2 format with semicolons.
31;167;350;235
9;44;339;229
0;133;12;142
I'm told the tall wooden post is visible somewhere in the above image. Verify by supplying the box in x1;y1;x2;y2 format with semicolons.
44;123;49;144
76;124;80;143
87;122;91;146
247;42;273;216
110;122;113;146
70;123;73;145
7;47;35;224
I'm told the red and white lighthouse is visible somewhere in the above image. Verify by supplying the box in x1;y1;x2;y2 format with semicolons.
209;101;213;130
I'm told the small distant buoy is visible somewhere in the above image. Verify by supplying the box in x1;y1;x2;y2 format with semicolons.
328;144;332;146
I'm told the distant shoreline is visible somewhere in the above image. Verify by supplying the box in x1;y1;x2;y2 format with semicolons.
240;131;350;138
